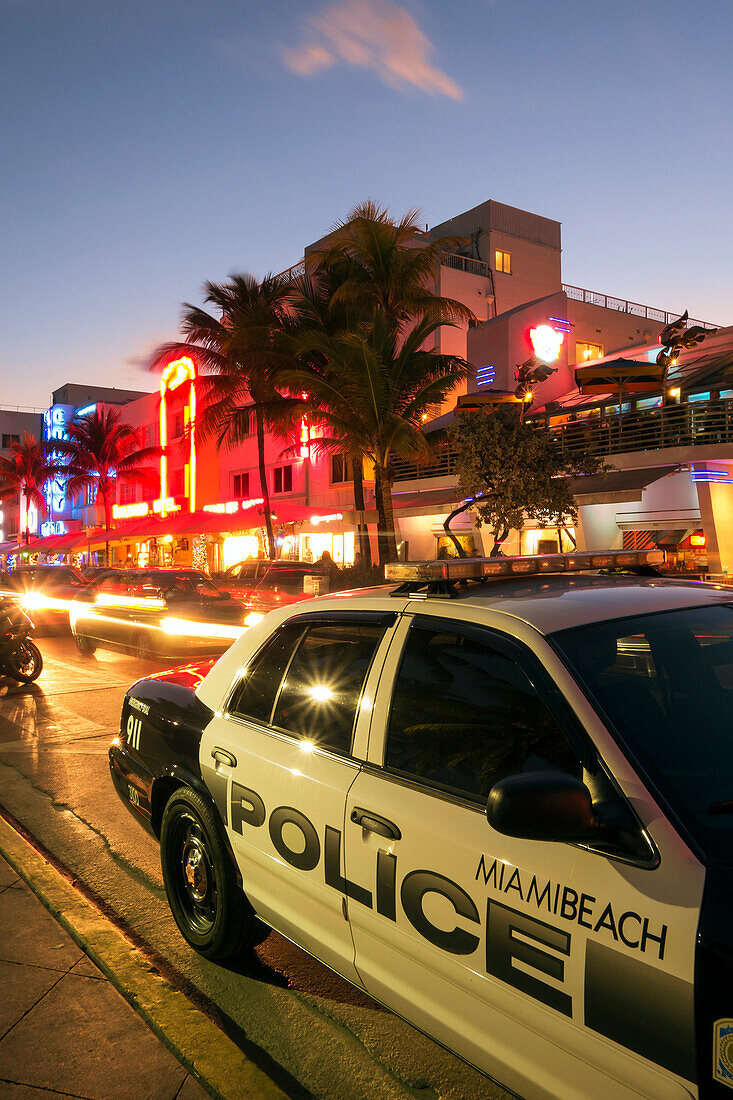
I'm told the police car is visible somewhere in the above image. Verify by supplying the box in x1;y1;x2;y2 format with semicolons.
109;549;733;1100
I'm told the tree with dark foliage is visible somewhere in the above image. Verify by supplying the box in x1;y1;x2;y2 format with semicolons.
448;406;608;555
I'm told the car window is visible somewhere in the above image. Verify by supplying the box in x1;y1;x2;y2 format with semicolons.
98;576;124;593
385;621;582;803
228;622;307;725
271;620;386;753
257;568;305;594
553;604;733;861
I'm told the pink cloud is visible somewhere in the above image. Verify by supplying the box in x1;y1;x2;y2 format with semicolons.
283;0;463;100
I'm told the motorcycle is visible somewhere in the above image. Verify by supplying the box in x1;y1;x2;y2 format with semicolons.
0;597;43;684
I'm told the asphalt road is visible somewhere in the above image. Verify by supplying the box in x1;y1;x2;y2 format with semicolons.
0;634;511;1100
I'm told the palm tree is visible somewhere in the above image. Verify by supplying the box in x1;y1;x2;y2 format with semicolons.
312;200;476;329
0;433;61;546
287;203;476;563
151;274;300;560
289;261;374;566
53;406;160;562
285;312;471;563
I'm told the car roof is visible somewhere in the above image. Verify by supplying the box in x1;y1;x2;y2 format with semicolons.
292;574;733;634
196;574;733;710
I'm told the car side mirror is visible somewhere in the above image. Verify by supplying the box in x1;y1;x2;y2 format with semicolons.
220;591;231;599
487;771;598;842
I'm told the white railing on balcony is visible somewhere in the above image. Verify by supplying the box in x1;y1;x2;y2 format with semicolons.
441;253;492;278
562;285;718;330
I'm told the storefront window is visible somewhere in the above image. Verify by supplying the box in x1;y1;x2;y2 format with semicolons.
435;534;477;558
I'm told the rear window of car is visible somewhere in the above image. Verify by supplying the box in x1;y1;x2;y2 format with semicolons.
257;566;321;594
229;617;388;754
553;603;733;860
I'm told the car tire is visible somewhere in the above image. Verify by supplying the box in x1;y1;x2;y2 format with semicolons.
160;787;259;960
134;629;155;661
75;634;97;656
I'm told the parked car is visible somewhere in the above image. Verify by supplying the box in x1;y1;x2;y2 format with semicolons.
109;547;732;1100
213;559;270;601
71;568;247;658
0;565;90;630
245;561;331;614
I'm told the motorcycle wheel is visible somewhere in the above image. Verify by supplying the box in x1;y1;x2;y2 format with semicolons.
7;640;43;684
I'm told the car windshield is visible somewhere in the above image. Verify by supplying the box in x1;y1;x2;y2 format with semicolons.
256;566;319;593
15;567;84;586
155;572;219;595
553;603;733;862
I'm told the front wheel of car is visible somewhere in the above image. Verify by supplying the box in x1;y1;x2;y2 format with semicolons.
75;634;97;656
160;787;258;960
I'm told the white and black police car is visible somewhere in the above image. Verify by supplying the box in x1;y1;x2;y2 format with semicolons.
109;549;733;1100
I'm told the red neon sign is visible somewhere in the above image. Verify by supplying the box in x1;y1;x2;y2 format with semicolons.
160;357;196;514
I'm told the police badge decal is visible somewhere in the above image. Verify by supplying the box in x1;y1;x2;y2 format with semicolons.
714;1020;733;1089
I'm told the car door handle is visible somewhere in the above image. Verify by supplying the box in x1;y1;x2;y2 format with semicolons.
350;808;401;840
212;748;237;768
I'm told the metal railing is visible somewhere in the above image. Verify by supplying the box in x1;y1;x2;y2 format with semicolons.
562;285;717;330
441;253;491;278
392;450;458;482
545;400;733;458
392;398;733;481
0;405;45;414
279;253;491;283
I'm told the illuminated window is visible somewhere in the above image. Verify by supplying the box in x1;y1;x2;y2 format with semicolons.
232;472;250;498
119;482;136;505
330;454;352;484
495;249;511;274
170;468;185;497
576;341;603;362
173;412;185;439
143;423;160;448
273;465;293;494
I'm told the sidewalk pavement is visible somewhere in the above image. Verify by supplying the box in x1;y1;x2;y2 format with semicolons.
0;854;210;1100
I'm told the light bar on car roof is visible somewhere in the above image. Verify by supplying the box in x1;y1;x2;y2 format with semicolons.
384;549;665;584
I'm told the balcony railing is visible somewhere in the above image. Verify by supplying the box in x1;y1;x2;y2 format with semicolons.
441;253;492;278
391;398;733;481
545;399;733;457
279;253;491;283
562;285;718;330
392;450;458;482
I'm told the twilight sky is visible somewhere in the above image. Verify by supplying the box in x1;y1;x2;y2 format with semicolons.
2;0;731;408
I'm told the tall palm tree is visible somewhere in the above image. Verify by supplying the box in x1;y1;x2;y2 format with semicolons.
289;261;374;566
53;406;160;561
0;433;61;546
151;274;300;560
312;200;476;329
288;203;476;563
285;312;471;564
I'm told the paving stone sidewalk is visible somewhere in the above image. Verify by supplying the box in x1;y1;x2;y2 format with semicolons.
0;855;210;1100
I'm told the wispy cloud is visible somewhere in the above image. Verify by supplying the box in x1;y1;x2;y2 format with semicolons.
283;0;463;100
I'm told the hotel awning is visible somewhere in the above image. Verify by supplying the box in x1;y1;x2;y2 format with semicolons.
392;488;464;516
568;466;675;505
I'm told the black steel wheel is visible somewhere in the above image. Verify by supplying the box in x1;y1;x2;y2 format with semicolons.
160;787;258;959
75;634;97;656
134;629;155;660
7;640;43;684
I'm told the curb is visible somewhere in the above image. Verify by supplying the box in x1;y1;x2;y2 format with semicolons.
0;813;289;1100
